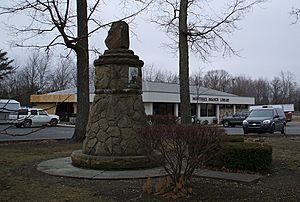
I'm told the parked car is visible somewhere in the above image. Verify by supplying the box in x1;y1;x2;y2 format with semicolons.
221;111;250;127
191;116;218;125
12;108;60;128
242;107;286;134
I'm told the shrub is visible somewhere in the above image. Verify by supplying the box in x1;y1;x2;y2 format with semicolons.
141;124;227;190
208;142;272;171
226;136;244;143
146;115;178;125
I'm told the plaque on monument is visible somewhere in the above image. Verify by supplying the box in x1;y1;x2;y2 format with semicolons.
128;67;138;84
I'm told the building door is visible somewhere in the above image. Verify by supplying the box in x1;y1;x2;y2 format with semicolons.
55;103;74;122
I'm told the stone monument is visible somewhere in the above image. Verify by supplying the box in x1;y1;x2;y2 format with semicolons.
71;21;162;170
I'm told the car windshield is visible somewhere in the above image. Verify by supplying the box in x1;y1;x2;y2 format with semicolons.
249;109;274;117
39;110;48;115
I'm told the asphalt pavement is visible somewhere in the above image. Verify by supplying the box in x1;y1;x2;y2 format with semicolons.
1;122;300;142
0;124;74;141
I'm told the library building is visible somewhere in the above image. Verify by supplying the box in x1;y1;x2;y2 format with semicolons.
30;81;255;124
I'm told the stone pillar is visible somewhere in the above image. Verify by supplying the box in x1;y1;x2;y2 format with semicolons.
71;21;162;170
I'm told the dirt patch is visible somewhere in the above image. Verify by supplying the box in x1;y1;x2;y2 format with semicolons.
0;137;299;201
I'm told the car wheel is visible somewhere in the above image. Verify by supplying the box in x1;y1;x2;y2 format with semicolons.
50;119;58;127
223;121;229;127
15;123;22;128
203;120;209;125
270;124;275;134
281;124;286;134
23;119;32;128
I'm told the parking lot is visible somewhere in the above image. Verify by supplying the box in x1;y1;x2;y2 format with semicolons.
0;122;300;142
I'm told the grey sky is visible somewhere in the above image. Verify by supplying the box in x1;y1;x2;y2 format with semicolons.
1;0;300;83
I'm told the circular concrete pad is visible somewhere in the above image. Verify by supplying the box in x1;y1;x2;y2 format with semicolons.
37;157;167;180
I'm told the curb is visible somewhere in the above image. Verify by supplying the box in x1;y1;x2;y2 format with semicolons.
57;124;75;128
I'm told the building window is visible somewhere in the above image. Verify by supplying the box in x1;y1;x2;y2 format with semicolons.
153;103;174;115
207;104;216;116
191;104;196;116
200;103;207;116
200;104;216;116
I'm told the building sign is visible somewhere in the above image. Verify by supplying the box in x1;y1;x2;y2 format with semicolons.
192;96;230;103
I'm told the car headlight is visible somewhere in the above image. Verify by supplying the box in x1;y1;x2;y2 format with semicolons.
242;120;248;124
263;120;271;124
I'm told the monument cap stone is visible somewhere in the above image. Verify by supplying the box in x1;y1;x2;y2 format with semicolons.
105;21;129;49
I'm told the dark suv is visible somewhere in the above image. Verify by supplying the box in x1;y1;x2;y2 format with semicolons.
242;108;286;134
221;111;249;127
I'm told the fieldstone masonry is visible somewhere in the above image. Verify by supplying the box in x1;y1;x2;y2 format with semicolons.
71;21;162;170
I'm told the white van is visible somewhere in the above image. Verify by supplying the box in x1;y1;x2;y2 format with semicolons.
0;99;20;123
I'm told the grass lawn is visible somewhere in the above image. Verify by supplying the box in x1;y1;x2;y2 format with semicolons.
0;137;299;201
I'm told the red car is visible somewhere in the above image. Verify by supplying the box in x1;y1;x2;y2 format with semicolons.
284;111;293;122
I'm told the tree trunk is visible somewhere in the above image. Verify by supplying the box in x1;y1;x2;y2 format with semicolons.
72;0;90;142
179;0;191;124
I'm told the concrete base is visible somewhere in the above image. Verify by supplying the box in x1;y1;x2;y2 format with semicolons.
37;157;167;179
71;150;164;170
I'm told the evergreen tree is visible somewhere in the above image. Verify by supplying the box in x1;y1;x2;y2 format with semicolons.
0;50;14;79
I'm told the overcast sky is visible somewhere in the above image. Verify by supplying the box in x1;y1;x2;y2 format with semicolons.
1;0;300;83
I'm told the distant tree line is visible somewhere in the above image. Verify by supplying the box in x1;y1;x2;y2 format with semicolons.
1;51;299;111
143;66;300;111
0;50;95;107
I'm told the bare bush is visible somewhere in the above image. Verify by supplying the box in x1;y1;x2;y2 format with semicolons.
141;124;227;197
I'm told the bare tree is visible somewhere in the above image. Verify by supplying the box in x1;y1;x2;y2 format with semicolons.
252;78;270;105
17;51;51;105
281;71;297;103
268;71;297;104
270;76;282;104
49;58;76;91
203;69;232;92
142;64;179;83
230;75;253;96
0;0;150;142
0;0;91;141
0;51;51;105
291;7;300;24
150;0;264;123
189;67;204;87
